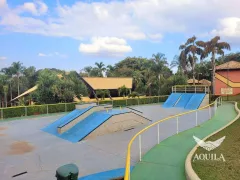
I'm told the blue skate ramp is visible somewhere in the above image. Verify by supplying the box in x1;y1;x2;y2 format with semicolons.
185;93;206;110
174;93;194;108
42;106;93;136
163;93;182;108
79;167;134;180
57;109;128;143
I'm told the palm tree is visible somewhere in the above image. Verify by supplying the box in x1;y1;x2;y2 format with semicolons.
11;62;25;96
170;55;188;74
151;53;168;95
197;36;231;94
95;62;106;77
3;85;9;107
83;66;92;77
118;85;129;97
180;36;204;85
133;71;143;90
106;65;115;77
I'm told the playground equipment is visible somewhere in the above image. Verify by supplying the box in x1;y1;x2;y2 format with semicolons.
163;85;210;110
42;103;150;143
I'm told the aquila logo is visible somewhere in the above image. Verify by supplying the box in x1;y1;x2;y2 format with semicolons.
192;136;226;162
193;136;225;151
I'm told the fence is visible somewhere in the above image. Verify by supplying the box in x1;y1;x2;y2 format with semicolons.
124;96;223;180
98;96;168;107
0;96;168;120
172;85;210;93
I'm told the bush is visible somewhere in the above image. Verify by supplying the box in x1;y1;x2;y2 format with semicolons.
27;105;48;116
2;107;25;118
48;104;66;113
128;92;140;98
99;100;112;105
0;96;168;119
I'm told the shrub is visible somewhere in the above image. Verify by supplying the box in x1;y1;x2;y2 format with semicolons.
0;96;168;119
2;107;25;118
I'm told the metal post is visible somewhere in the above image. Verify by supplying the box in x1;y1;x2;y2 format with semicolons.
157;124;160;144
214;101;217;114
139;135;142;161
1;109;3;120
196;111;198;126
208;106;211;119
176;116;179;134
25;106;27;116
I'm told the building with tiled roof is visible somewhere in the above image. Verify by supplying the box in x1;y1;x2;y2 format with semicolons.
215;61;240;95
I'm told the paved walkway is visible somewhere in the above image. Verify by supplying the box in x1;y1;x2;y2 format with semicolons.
131;102;238;180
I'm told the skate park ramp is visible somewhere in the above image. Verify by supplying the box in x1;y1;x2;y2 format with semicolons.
174;93;194;108
185;93;206;110
162;93;182;108
42;106;93;136
84;111;150;140
43;108;150;143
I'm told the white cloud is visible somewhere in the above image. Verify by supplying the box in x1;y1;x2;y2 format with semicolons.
0;56;7;60
211;17;240;37
0;0;6;8
38;53;47;57
148;33;163;42
79;37;132;56
0;0;240;45
38;52;67;58
22;2;38;15
16;1;48;16
37;1;48;14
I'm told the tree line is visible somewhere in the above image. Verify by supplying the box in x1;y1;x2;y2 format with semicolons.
0;35;237;107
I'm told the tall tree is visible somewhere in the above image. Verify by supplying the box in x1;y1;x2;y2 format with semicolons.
180;36;204;85
6;62;25;96
170;55;189;74
3;85;9;107
83;66;93;77
151;53;170;95
95;62;106;77
197;36;231;93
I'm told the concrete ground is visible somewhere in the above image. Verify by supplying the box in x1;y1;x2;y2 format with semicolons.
0;104;213;180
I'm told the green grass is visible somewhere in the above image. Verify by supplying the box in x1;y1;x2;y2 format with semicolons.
192;104;240;180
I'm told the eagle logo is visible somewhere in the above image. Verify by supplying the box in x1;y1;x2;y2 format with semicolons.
193;136;226;151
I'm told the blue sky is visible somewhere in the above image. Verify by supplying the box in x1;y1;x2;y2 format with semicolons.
0;0;239;71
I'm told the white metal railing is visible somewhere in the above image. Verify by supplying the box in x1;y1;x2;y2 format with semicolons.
124;97;222;180
172;85;210;93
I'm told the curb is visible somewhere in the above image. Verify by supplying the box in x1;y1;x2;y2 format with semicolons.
185;102;240;180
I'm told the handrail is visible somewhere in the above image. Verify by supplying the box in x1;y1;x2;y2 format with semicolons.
124;96;222;180
174;85;210;87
